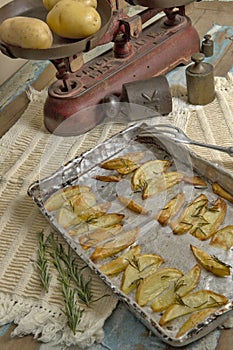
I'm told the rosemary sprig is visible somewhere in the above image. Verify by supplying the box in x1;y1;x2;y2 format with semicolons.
34;230;51;292
174;279;186;293
61;280;84;335
49;235;93;306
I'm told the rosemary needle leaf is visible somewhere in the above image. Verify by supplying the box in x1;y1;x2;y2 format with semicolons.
50;235;93;306
61;282;84;335
35;230;51;293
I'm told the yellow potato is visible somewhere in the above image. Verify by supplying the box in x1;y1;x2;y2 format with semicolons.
0;16;53;49
46;0;101;39
43;0;97;11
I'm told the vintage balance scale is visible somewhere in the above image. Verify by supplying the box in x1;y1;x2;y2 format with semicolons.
0;0;200;135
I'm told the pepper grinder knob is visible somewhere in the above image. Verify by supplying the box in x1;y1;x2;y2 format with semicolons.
201;34;214;57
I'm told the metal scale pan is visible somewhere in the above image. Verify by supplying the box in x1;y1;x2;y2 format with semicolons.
129;0;194;7
0;0;112;60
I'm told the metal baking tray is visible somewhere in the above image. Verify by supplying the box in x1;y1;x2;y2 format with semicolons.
0;0;112;60
28;123;233;347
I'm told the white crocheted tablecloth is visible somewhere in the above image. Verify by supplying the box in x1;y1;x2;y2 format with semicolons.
0;72;232;349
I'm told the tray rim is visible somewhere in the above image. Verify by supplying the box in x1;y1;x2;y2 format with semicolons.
28;122;233;347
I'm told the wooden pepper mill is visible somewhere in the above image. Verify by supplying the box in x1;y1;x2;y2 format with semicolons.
185;52;215;105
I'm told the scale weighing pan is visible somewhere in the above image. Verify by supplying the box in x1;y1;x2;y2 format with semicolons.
0;0;112;60
130;0;194;7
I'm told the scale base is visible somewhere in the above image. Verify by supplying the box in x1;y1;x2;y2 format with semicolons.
44;15;200;136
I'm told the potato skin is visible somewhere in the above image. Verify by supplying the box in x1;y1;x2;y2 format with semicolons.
46;0;101;39
0;16;53;49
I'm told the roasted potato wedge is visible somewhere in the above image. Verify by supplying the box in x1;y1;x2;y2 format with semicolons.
121;253;164;294
69;213;125;236
88;213;125;228
170;194;208;235
116;162;141;175
210;225;233;250
136;267;183;307
131;159;171;191
190;245;231;277
156;192;185;226
44;185;91;211
99;245;141;276
100;152;145;169
159;290;228;326
93;175;122;182
190;198;226;240
183;175;207;187
212;182;233;203
151;264;201;312
71;192;97;215
69;223;89;236
79;224;123;250
57;205;80;228
76;202;111;222
117;195;150;215
142;172;184;200
100;152;145;175
176;307;218;338
90;227;139;261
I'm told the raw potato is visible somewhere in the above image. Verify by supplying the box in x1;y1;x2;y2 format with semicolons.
43;0;97;11
46;0;102;39
0;16;53;49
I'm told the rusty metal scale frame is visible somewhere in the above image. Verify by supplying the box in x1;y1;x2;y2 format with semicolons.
0;0;200;135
